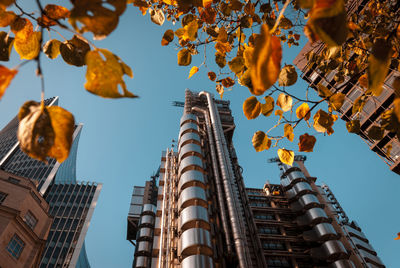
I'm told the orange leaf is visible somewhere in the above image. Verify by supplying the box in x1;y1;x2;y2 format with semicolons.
298;133;316;152
296;102;310;120
395;232;400;240
0;65;17;99
203;0;212;8
277;148;294;166
208;71;216;81
243;96;261;120
250;24;281;95
188;66;199;78
252;131;271;152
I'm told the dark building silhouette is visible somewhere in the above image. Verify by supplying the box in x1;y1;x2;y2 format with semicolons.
126;90;384;268
0;97;101;267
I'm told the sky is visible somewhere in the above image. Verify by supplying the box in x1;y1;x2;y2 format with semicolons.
0;1;399;267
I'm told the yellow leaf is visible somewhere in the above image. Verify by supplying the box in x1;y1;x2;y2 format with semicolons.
215;41;231;54
317;84;333;98
346;120;360;133
0;31;14;61
176;20;198;41
215;52;226;68
368;38;392;96
150;8;165;26
221;77;234;88
278;65;297;87
60;35;91;66
284;124;294;142
0;65;17;99
252;131;271;152
261;96;274;117
178;49;192;66
17;101;55;162
275;109;283;118
47;106;75;162
393;98;400;125
243;45;253;68
243;96;261;120
276;93;292;112
250;24;282;95
162;29;174;46
216;84;224;98
69;0;127;40
85;48;137;98
368;126;384;141
296;102;310;121
188;66;199;79
298;133;316;152
228;56;245;75
217;26;228;42
11;18;41;60
277;148;294;166
43;39;62;59
0;0;14;8
329;92;345;111
358;73;368;88
313;109;335;135
203;0;212;8
306;0;347;47
352;95;365;115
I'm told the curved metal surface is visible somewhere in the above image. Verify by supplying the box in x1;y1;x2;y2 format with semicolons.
181;254;214;268
135;256;150;268
180;228;213;257
292;181;313;197
139;215;155;227
136;241;152;256
329;259;356;268
180;113;198;126
141;204;156;216
343;225;369;242
280;162;301;176
350;236;376;255
178;186;207;210
179;122;199;138
179;132;201;149
179;205;210;232
298;194;321;209
297;207;328;226
136;227;154;241
179;143;203;161
178;155;204;175
320;240;348;260
358;248;385;266
313;223;337;239
178;170;206;193
287;170;306;183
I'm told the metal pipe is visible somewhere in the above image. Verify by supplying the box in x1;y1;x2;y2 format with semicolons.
191;107;233;254
199;91;249;268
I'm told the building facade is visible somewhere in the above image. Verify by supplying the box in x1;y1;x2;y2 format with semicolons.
127;90;384;268
0;97;101;267
293;0;400;174
0;170;52;268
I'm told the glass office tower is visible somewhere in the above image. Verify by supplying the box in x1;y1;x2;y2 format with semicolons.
0;97;101;267
127;90;384;268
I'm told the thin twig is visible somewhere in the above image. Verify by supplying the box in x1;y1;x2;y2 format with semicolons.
270;0;291;33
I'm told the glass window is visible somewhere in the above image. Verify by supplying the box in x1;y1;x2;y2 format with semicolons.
266;258;290;267
24;211;38;230
6;234;25;259
263;241;286;250
133;187;145;195
0;191;7;204
131;195;143;204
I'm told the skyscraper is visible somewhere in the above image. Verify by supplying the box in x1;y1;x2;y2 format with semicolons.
127;90;384;267
293;0;400;174
0;97;101;267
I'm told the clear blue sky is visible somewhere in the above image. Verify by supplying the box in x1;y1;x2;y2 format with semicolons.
0;1;399;267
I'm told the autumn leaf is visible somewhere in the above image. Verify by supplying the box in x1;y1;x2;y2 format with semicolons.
161;29;174;46
296;102;310;121
0;7;16;27
352;95;366;115
188;66;199;78
0;31;14;61
392;77;400;97
221;77;235;88
261;96;274;117
243;96;261;120
317;84;333;98
250;24;282;95
306;0;348;47
129;0;150;15
216;84;224;98
278;148;294;166
17;101;54;162
200;7;217;24
69;0;127;40
298;133;316;152
208;71;216;81
202;0;212;8
368;126;384;141
60;35;91;66
276;93;292;112
215;52;226;68
39;4;70;27
252;131;271;152
368;38;392;96
284;124;294;142
178;49;192;66
85;48;137;98
278;65;297;87
329;92;345;111
313;109;336;135
358;73;368;88
150;8;165;26
275;109;283;119
346;120;360;133
215;41;232;54
395;232;400;240
228;56;245;75
0;65;17;99
43;39;62;59
11;18;41;60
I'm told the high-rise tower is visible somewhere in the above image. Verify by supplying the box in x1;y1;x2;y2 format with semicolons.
127;90;384;268
0;97;101;267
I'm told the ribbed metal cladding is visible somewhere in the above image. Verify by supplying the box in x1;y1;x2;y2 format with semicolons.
179;143;203;161
303;223;338;242
178;186;208;211
135;256;150;268
311;240;348;261
136;241;152;256
139;215;155;227
136;227;154;241
178;170;206;193
141;204;156;216
179;122;199;138
179;228;213;257
178;155;204;175
180;113;198;126
329;259;356;268
181;255;214;268
179;132;201;150
179;205;210;232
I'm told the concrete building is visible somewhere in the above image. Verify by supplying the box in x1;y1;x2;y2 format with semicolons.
0;97;101;267
126;90;385;268
0;170;52;267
